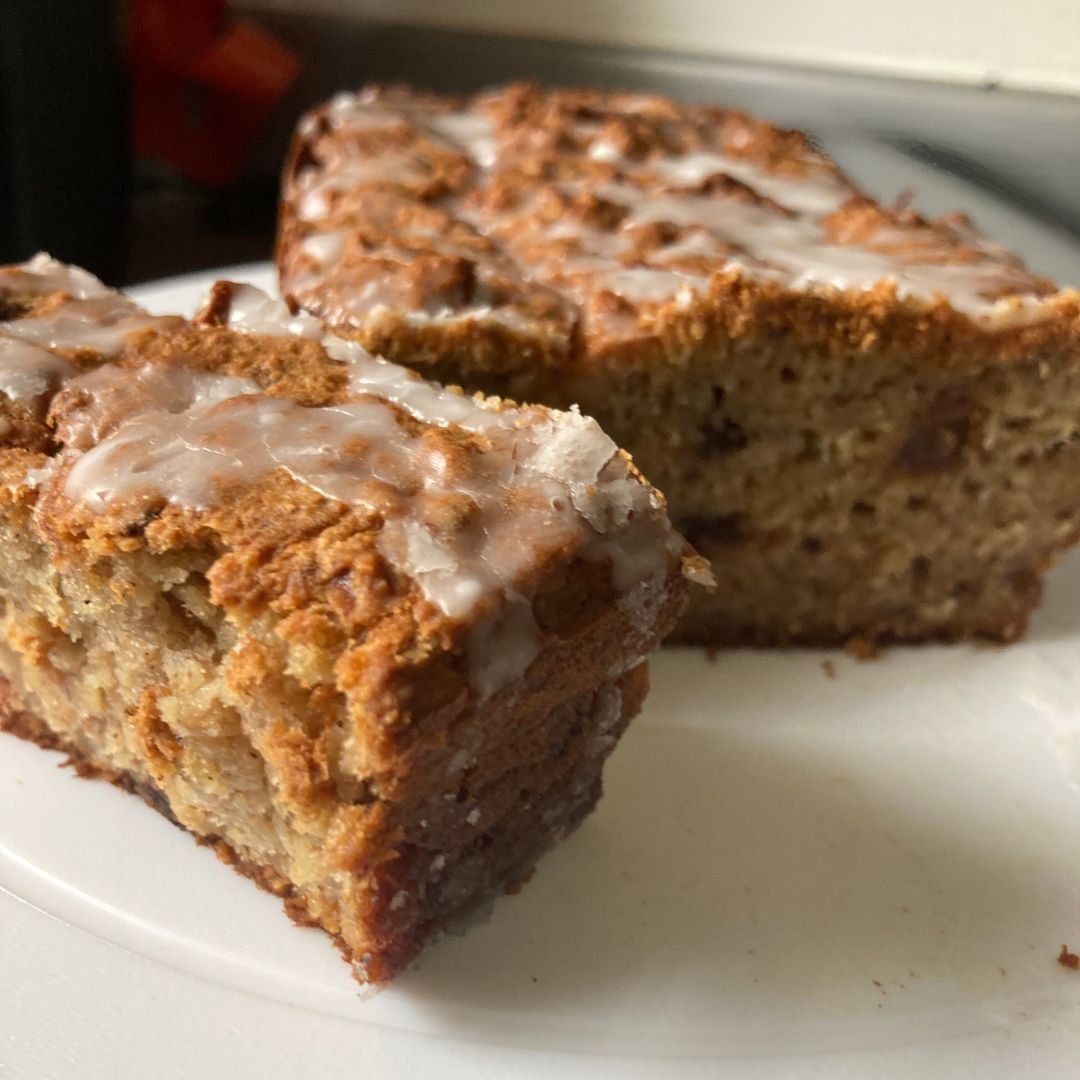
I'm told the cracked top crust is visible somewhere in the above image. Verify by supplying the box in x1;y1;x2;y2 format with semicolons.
0;256;697;707
277;82;1080;373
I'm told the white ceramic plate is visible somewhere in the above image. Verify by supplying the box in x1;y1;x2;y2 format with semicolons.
4;265;1080;1079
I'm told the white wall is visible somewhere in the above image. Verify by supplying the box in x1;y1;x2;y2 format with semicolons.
245;0;1080;95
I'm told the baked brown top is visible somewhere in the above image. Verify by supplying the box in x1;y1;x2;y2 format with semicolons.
277;83;1080;364
0;256;699;704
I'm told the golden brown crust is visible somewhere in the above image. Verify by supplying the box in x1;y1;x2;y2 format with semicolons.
0;271;686;743
277;81;1080;390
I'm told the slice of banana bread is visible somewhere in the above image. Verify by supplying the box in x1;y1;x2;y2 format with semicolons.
0;256;700;983
277;82;1080;645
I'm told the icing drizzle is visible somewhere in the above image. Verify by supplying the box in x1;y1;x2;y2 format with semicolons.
0;262;688;697
283;85;1061;340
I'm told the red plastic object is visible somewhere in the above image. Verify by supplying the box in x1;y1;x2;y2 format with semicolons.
129;0;302;186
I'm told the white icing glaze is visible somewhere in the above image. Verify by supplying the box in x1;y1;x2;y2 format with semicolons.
0;253;109;300
217;283;324;339
0;338;76;402
497;178;1040;320
5;292;175;355
296;154;428;222
329;277;409;317
647;151;850;216
45;280;681;697
66;380;407;511
605;183;1032;315
0;255;177;423
291;93;1058;326
467;592;540;700
56;364;260;453
328;337;500;431
324;89;405;132
594;267;706;304
300;230;347;266
395;301;557;339
428;111;499;169
587;140;623;165
588;141;850;216
472;176;1042;322
62;367;587;674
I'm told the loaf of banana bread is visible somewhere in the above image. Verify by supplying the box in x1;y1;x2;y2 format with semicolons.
278;82;1080;645
0;255;700;982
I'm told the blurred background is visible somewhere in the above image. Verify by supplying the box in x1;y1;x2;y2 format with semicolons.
2;0;1078;287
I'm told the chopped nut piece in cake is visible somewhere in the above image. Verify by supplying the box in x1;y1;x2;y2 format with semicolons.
279;83;1080;645
0;255;700;983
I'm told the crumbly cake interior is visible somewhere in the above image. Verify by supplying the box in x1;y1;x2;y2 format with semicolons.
278;83;1080;644
616;344;1080;643
0;520;654;977
0;256;696;981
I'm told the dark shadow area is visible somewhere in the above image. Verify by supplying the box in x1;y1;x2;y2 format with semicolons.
400;711;1078;1056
